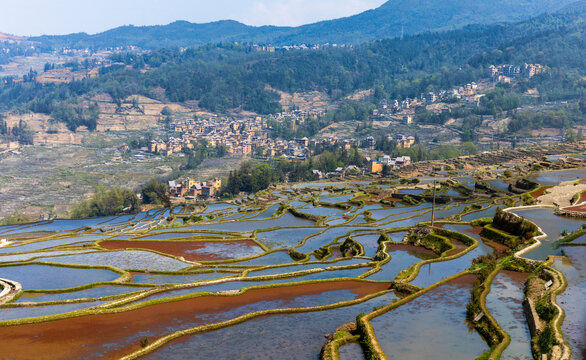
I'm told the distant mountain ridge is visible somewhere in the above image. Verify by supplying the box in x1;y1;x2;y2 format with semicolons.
26;0;582;49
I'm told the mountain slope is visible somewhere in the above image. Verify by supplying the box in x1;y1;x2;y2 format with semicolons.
5;4;583;118
29;0;579;49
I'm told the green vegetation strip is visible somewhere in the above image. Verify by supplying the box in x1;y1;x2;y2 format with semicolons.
322;333;361;360
537;260;571;360
554;225;586;248
468;264;510;360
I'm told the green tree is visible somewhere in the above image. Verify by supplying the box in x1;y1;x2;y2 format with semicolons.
141;179;170;207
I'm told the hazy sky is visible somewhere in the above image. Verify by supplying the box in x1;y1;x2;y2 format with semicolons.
1;0;386;36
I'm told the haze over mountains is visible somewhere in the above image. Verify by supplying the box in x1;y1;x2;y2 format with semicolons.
28;0;579;49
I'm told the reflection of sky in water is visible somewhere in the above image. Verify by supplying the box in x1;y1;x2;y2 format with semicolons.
371;277;487;360
0;236;107;253
485;271;532;360
410;242;491;288
257;227;323;249
367;249;433;281
512;208;584;260
296;227;354;252
184;242;263;259
298;206;345;217
171;213;314;232
339;342;364;360
486;179;511;192
529;169;586;186
0;250;96;263
552;248;586;358
461;206;497;222
0;264;119;290
132;271;227;285
203;203;238;213
143;292;399;360
16;285;144;303
319;194;355;203
105;288;384;359
40;250;190;271
0;301;107;321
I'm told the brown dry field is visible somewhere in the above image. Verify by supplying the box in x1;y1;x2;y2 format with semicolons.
0;280;389;360
2;94;197;146
537;183;586;207
530;186;553;199
0;145;181;220
98;239;263;261
564;204;586;213
267;86;330;112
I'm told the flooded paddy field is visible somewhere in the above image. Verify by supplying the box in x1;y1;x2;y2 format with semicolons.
512;208;585;260
552;248;586;359
142;291;399;360
99;239;264;262
0;168;584;359
370;275;488;359
485;271;532;359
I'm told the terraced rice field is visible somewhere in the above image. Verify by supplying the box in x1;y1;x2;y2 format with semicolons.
0;170;584;359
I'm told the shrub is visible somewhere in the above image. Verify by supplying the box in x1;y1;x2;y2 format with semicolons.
0;211;31;226
406;226;452;255
402;195;422;205
288;249;306;261
492;208;538;240
536;325;557;355
479;226;519;248
71;185;139;219
535;296;557;322
141;179;170;207
340;238;362;257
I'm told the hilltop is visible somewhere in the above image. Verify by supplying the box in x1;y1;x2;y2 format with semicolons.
28;0;578;49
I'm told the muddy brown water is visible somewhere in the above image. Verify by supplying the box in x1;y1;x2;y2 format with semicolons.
99;239;262;261
0;280;389;360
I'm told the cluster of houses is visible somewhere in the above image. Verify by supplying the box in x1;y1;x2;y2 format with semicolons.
149;137;194;156
367;155;412;174
152;113;330;158
364;134;416;149
153;110;402;160
168;178;222;200
150;115;269;156
311;165;362;180
271;109;325;123
375;83;479;115
488;64;544;83
248;43;350;52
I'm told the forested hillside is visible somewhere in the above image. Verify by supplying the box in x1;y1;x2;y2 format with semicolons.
0;6;584;131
